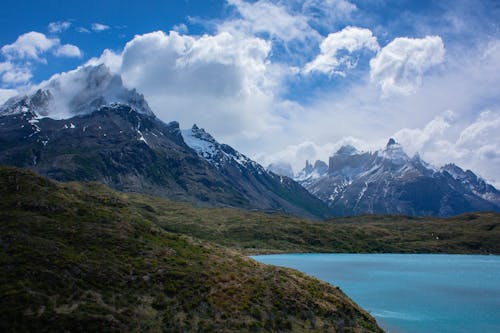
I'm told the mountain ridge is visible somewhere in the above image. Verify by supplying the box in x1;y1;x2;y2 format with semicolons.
293;139;500;217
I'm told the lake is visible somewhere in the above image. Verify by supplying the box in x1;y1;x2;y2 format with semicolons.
252;254;500;333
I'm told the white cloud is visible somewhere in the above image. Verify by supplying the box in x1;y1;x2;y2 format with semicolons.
92;30;281;140
0;31;83;86
91;23;110;32
1;32;59;62
302;0;357;27
1;67;32;84
304;26;379;76
77;27;91;33
54;44;82;58
48;21;71;34
255;136;372;174
86;49;122;73
0;88;18;104
0;61;32;84
172;23;188;34
394;110;454;156
456;111;500;149
223;0;319;42
392;110;500;187
370;36;445;96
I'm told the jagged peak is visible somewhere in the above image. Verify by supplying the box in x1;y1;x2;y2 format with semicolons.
314;160;328;170
188;123;217;143
381;138;409;164
295;159;328;181
0;64;153;119
335;145;360;156
181;125;264;172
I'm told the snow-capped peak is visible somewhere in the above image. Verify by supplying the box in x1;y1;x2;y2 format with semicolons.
181;124;265;172
380;138;410;164
181;124;219;162
295;159;328;181
0;64;153;119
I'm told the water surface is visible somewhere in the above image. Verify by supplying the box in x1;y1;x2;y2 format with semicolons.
252;254;500;333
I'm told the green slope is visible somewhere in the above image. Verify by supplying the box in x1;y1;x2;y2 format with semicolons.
114;192;500;255
0;167;381;332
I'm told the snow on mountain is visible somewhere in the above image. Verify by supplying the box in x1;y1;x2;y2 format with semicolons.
0;64;153;119
295;160;328;182
181;124;264;173
380;138;410;165
295;138;500;216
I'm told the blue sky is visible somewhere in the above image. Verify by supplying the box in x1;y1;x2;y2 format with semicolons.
1;0;500;185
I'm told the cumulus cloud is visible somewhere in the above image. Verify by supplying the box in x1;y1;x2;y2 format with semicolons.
91;23;110;32
456;111;500;149
222;0;319;42
0;62;32;84
53;44;82;58
1;32;59;62
370;36;445;96
304;26;379;76
92;30;281;140
389;110;500;186
0;31;82;86
393;110;454;156
1;31;82;61
172;23;188;34
48;21;71;33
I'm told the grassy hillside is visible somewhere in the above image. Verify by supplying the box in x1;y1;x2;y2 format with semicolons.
121;193;500;255
0;166;381;332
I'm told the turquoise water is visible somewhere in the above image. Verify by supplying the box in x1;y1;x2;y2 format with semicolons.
252;254;500;333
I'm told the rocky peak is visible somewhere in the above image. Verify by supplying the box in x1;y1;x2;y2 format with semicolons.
0;64;153;119
296;159;329;181
335;145;359;156
313;160;328;175
381;138;409;165
386;138;397;147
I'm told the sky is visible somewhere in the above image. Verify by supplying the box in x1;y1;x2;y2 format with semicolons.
1;0;500;186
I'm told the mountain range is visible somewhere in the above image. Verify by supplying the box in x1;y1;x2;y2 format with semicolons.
0;64;330;218
1;64;498;218
291;139;500;217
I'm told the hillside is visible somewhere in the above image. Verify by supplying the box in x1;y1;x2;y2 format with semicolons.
131;198;500;255
0;166;380;332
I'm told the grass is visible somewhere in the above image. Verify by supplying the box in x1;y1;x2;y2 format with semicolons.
0;166;381;332
116;193;500;255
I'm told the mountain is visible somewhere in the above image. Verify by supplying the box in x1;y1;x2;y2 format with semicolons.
180;125;332;217
296;139;500;217
0;166;381;332
0;64;331;218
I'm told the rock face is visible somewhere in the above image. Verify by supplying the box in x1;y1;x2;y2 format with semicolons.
296;139;500;217
0;65;331;218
